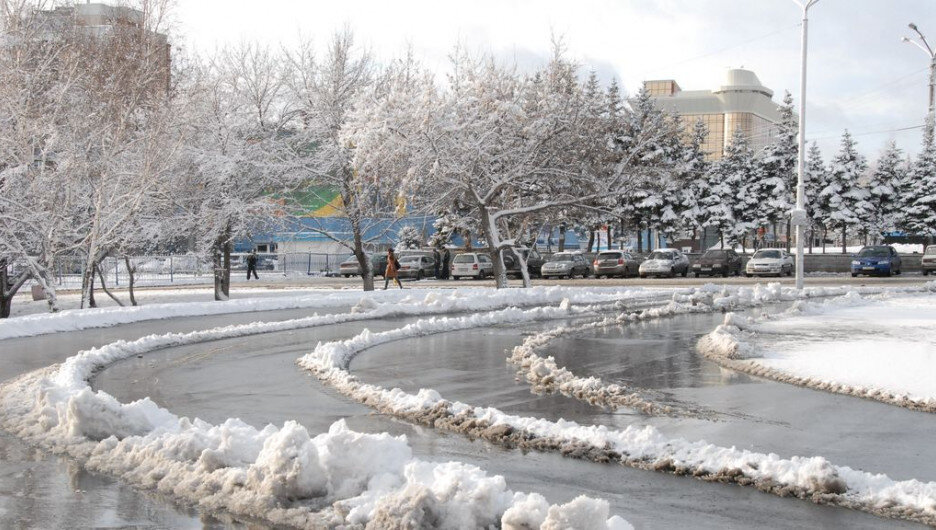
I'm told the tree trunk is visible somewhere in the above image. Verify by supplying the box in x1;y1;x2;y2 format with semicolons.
586;230;594;253
515;249;532;288
786;218;792;252
125;256;138;306
636;218;643;253
822;227;827;254
841;224;847;254
478;205;508;289
558;224;566;252
607;225;613;251
620;218;626;250
80;258;97;309
213;228;232;301
351;218;375;291
0;261;30;319
95;264;124;306
720;232;725;249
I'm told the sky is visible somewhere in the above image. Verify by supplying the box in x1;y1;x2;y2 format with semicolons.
172;0;936;161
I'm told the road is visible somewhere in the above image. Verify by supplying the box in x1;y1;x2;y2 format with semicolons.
1;282;931;528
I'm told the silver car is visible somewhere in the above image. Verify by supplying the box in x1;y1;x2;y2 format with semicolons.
541;252;591;279
396;255;435;280
638;249;690;278
592;251;639;278
923;245;936;276
745;249;794;277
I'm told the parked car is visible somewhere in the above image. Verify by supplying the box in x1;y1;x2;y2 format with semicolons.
693;249;743;277
745;249;794;277
541;252;591;279
923;245;936;276
592;251;639;278
503;248;545;278
851;245;902;277
638;249;690;278
339;254;387;278
451;252;494;279
397;254;436;280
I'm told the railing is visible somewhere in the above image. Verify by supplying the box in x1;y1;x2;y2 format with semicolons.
41;253;351;290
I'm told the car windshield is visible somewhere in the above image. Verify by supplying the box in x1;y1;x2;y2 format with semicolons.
648;251;674;260
926;246;936;255
341;255;358;264
598;252;622;259
702;250;726;259
858;248;889;258
753;250;782;259
550;254;573;262
453;254;474;263
399;256;420;263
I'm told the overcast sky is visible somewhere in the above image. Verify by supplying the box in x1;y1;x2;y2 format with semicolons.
173;0;936;161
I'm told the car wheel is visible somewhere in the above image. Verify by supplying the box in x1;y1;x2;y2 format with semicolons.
721;269;729;278
745;273;752;278
924;270;930;276
416;271;423;281
343;274;350;278
452;276;459;280
896;267;902;276
639;274;646;279
885;269;892;277
851;273;858;278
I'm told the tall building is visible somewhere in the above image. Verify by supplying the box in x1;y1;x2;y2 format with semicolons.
645;68;781;159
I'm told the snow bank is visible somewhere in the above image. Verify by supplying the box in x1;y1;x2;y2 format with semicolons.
507;283;935;415
697;288;936;412
0;285;669;341
0;304;629;528
299;293;936;526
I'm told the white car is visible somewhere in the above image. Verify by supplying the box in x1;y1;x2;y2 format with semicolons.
638;249;690;278
451;252;494;280
745;249;794;277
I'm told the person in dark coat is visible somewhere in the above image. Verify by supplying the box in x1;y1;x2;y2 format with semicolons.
433;249;441;279
441;249;451;279
246;251;259;280
384;249;403;289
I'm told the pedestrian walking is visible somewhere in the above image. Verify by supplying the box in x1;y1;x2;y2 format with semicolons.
433;248;441;279
384;249;403;289
246;251;259;280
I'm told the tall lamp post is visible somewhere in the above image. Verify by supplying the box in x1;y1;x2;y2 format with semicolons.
791;0;820;290
902;23;936;126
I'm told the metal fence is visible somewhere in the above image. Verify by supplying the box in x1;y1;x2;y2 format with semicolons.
41;253;351;290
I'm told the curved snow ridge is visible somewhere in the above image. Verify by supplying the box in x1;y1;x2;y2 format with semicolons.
697;291;936;413
0;323;631;528
302;301;597;372
504;284;915;416
0;284;669;341
298;292;936;526
507;302;713;417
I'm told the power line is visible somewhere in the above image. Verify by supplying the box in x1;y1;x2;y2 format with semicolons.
642;23;801;78
811;123;924;141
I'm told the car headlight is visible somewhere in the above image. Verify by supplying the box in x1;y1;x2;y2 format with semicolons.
851;260;860;265
713;263;722;268
692;264;700;268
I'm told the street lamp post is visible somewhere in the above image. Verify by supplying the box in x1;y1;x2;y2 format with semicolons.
902;23;936;126
791;0;820;290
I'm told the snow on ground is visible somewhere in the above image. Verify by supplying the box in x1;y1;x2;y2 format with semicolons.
297;290;936;526
0;298;631;529
698;291;936;411
717;243;925;255
0;285;671;341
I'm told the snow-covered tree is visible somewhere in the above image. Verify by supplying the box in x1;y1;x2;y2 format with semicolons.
757;91;796;246
820;131;870;253
803;142;829;252
705;127;758;248
865;141;903;240
906;115;936;239
395;226;423;250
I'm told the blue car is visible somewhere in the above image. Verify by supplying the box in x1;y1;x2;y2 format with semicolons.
851;246;902;277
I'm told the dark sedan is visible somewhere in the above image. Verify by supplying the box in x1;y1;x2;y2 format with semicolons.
692;249;742;277
851;246;902;277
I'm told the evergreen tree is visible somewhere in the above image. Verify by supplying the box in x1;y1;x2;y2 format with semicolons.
906;115;936;239
820;131;870;253
803;142;829;251
866;141;904;240
716;127;758;248
756;91;796;241
679;118;711;245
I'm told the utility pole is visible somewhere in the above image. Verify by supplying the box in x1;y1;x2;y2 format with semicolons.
791;0;820;290
903;23;936;133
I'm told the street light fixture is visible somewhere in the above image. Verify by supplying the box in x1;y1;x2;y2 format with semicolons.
902;23;936;121
791;0;820;290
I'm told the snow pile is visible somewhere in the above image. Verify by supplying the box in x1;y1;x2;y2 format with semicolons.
0;316;629;528
299;298;936;526
697;290;936;412
506;283;934;414
0;285;669;340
